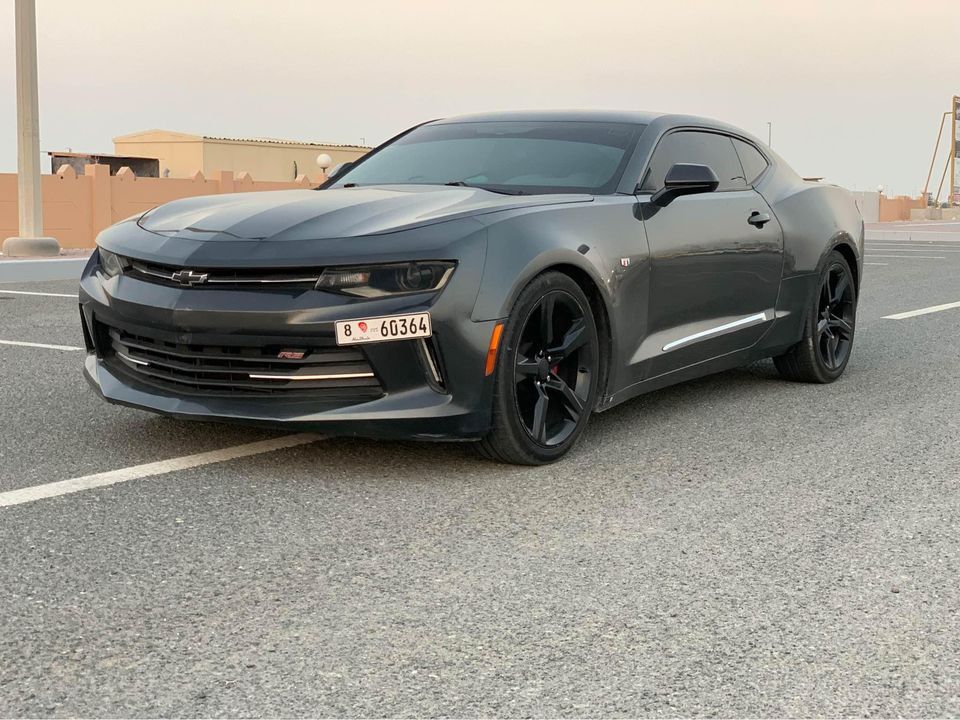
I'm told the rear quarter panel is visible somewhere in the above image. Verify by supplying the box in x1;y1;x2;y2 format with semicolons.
756;159;864;351
758;160;864;279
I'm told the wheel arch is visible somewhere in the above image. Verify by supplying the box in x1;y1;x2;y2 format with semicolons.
830;239;860;295
534;263;614;404
764;232;862;358
473;242;622;405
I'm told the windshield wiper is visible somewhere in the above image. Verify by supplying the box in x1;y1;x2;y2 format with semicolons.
444;180;524;196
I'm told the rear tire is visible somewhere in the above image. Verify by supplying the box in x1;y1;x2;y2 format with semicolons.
476;272;600;465
774;250;857;383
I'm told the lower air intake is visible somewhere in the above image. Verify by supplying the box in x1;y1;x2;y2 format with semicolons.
100;323;383;400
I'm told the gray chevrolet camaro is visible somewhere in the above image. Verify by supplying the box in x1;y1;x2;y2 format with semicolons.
80;110;863;464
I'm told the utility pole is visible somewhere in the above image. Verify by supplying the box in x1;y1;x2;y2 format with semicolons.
952;95;958;206
922;111;951;205
3;0;60;257
766;122;772;148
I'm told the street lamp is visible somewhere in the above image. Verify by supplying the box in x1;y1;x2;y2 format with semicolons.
3;0;59;257
316;153;333;175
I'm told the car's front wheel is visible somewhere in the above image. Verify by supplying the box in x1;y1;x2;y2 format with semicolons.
477;272;600;465
774;250;857;383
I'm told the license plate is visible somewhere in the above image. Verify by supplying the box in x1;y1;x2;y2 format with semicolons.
335;312;432;345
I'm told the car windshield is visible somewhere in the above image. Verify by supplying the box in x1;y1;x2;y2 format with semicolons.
332;120;646;195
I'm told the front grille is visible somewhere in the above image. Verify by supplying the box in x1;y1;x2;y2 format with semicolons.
126;258;322;289
101;324;383;399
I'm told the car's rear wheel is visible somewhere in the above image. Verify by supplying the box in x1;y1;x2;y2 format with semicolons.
477;272;599;465
774;250;857;383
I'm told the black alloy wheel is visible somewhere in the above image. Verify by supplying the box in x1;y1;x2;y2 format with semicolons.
815;262;856;371
514;291;595;447
478;272;600;465
774;250;857;383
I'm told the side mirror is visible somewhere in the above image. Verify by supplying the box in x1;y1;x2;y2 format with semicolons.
327;161;353;180
648;163;719;207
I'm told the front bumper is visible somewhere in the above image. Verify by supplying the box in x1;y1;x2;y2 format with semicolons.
79;253;499;441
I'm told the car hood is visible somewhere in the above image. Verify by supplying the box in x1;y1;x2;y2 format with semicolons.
137;185;593;242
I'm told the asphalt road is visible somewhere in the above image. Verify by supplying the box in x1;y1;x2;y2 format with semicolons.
1;224;959;717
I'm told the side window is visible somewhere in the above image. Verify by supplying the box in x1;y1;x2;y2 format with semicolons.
732;138;770;185
641;131;747;192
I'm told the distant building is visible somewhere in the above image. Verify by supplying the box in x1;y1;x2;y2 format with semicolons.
48;151;159;177
112;129;370;181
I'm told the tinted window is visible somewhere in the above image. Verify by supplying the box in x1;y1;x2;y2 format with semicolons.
732;138;770;184
641;131;747;192
335;121;645;195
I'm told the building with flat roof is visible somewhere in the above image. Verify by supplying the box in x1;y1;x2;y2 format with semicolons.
48;151;160;178
112;130;370;182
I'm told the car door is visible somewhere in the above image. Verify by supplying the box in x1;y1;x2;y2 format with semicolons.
636;129;783;377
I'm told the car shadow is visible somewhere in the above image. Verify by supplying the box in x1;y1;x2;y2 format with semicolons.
126;359;787;480
287;360;784;470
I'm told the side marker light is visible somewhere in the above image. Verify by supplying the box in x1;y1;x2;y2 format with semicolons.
485;322;505;376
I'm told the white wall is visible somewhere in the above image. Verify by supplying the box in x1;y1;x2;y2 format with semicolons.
851;191;879;223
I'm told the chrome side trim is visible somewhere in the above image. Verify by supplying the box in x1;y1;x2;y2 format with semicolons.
247;372;375;381
661;310;772;352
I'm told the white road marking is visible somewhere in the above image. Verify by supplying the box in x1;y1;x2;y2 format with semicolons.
866;255;947;260
864;262;888;266
0;339;83;351
865;231;957;242
0;289;77;298
883;301;960;321
0;433;323;509
864;247;960;252
867;240;960;245
0;255;91;261
871;224;960;228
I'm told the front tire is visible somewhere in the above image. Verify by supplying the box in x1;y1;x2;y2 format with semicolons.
774;250;857;383
477;272;600;465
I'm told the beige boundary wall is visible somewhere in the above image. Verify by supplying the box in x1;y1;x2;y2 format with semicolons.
0;165;327;249
909;206;960;221
878;194;926;223
3;168;938;250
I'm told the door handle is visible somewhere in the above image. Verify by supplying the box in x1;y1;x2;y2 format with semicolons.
748;211;771;228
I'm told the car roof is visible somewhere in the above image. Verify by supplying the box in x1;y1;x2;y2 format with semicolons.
430;110;752;137
431;109;665;126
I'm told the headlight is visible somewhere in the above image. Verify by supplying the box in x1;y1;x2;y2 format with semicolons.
316;261;455;297
98;248;128;278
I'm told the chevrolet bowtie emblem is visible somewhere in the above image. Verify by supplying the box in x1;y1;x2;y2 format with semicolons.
171;269;209;286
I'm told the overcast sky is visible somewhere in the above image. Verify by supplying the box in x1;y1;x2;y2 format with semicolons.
1;0;957;195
